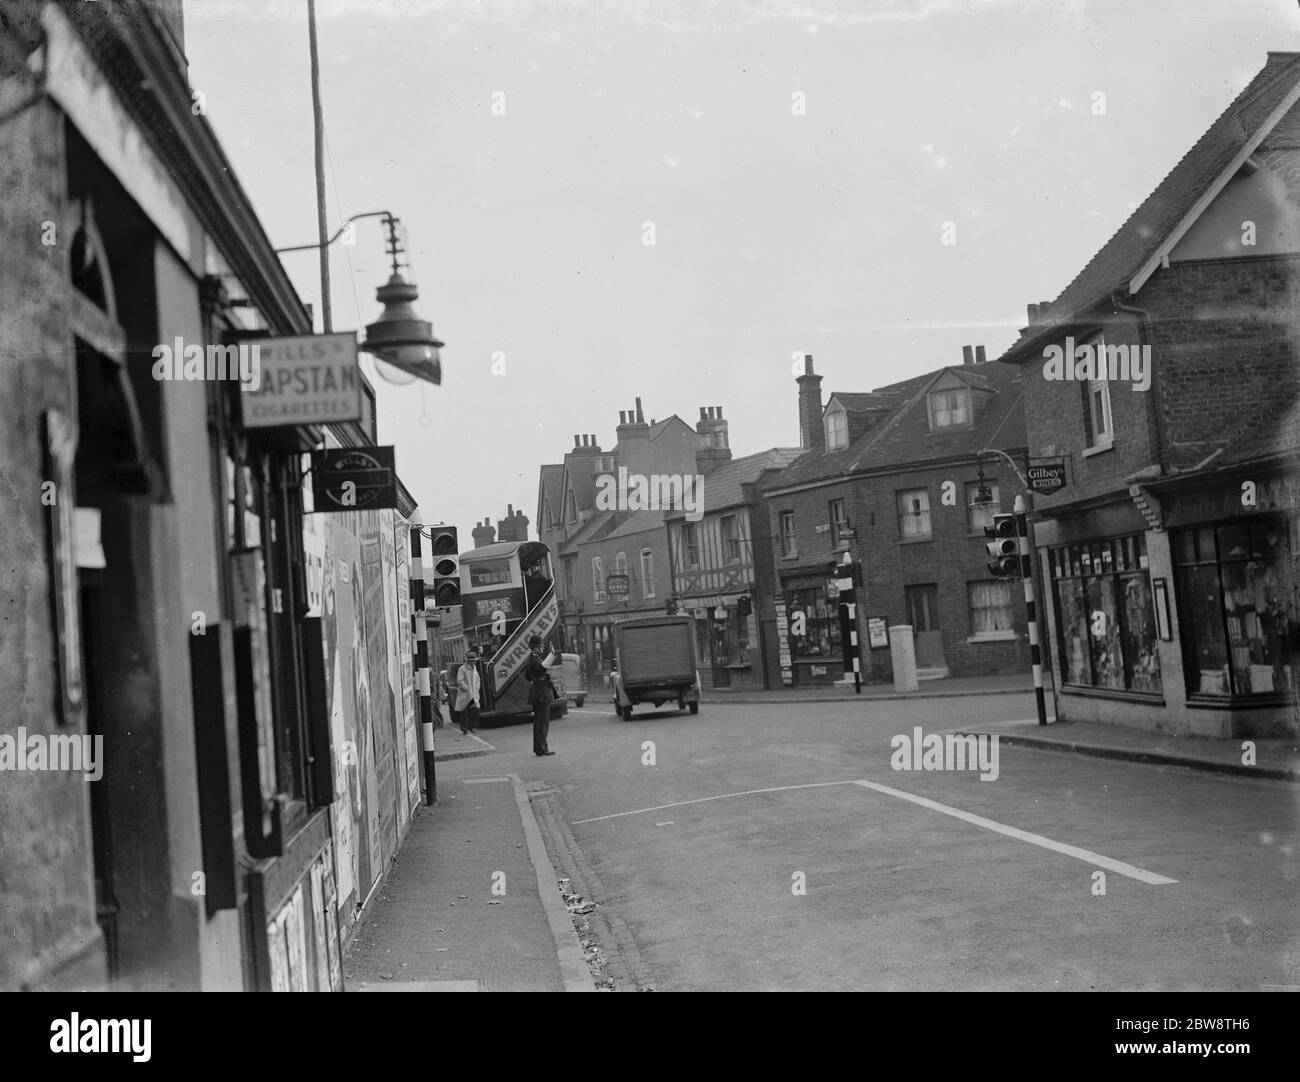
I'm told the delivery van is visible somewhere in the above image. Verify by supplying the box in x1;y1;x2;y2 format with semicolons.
610;615;701;718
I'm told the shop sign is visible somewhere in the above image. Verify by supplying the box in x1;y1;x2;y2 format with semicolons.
1163;476;1297;527
607;573;630;598
311;446;397;511
1028;458;1067;495
240;332;361;428
814;523;831;534
826;580;840;600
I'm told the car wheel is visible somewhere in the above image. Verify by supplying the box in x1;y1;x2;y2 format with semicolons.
688;702;699;715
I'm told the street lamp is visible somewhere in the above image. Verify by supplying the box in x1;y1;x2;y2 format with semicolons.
362;214;442;386
276;210;443;386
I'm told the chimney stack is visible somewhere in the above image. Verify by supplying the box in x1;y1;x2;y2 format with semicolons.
796;354;824;450
496;505;531;544
695;405;732;475
471;516;497;548
615;396;651;474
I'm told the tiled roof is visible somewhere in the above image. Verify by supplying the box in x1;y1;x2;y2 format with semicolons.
603;509;668;540
1001;52;1300;362
689;447;804;513
765;362;1025;492
827;392;898;413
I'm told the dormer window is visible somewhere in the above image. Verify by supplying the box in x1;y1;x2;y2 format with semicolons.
929;388;971;429
824;406;848;450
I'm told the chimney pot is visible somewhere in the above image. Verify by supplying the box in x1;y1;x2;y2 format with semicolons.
716;407;723;419
574;435;580;448
962;345;974;366
635;397;644;423
700;407;708;420
618;411;626;425
976;345;987;364
803;354;814;376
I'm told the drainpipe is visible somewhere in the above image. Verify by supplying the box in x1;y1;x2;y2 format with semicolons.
1110;291;1166;471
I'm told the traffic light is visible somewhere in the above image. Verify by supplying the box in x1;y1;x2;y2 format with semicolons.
984;514;1020;578
665;597;678;615
430;526;460;605
737;595;752;617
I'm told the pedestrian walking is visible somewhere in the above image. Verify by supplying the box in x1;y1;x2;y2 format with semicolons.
455;649;483;734
525;635;557;756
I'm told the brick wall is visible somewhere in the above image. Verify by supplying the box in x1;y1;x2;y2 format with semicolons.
765;463;1032;682
0;100;106;990
1143;256;1300;471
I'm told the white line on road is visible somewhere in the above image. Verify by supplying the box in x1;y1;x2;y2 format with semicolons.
851;780;1178;885
572;780;860;824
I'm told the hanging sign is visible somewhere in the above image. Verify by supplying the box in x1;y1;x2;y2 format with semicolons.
240;332;362;428
1028;457;1067;495
311;446;397;511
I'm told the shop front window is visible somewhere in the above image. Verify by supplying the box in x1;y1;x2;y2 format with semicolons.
1049;534;1161;694
1173;516;1297;697
786;586;842;659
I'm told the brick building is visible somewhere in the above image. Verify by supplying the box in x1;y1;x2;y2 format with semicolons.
761;355;1032;686
536;398;699;682
0;0;426;990
664;439;801;690
998;52;1300;737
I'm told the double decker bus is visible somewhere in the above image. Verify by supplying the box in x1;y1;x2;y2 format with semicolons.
456;540;567;724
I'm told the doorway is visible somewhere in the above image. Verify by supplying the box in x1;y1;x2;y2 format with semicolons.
904;584;946;669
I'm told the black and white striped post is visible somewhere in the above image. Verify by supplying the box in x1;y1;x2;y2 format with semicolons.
409;514;437;804
1013;494;1048;726
835;552;862;694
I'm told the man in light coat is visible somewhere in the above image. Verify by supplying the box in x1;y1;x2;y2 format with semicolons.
455;649;483;734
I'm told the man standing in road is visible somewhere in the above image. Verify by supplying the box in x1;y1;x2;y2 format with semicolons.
455;649;482;734
525;635;556;756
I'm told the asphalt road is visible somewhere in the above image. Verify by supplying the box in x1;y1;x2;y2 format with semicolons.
486;693;1300;991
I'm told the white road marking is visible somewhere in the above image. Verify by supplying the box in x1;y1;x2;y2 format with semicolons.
851;779;1178;885
572;780;859;824
462;776;511;784
655;821;675;827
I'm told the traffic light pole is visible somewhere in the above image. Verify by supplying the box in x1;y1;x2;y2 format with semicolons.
1013;495;1048;727
410;516;437;804
834;554;861;694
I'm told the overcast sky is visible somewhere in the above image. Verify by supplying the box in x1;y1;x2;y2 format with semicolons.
186;0;1299;537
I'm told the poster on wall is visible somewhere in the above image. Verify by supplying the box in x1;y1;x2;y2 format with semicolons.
267;917;290;992
44;409;84;727
360;516;397;875
283;886;307;992
377;509;409;836
394;521;421;813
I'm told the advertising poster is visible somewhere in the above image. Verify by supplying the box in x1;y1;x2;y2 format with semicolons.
360;514;397;873
394;520;421;813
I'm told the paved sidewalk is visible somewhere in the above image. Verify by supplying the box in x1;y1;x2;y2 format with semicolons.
344;770;594;992
706;671;1034;703
958;717;1300;782
432;723;494;761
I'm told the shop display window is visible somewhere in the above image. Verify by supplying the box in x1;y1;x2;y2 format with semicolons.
786;586;842;659
1049;533;1161;693
1173;515;1297;697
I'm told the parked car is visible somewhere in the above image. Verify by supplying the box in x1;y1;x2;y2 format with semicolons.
610;615;701;718
557;652;588;707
